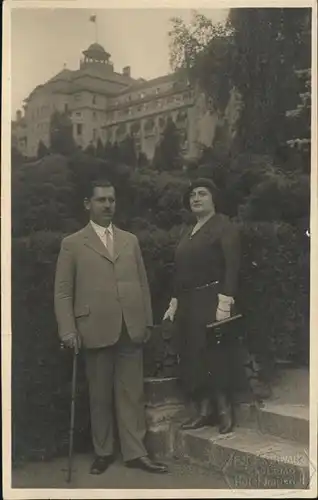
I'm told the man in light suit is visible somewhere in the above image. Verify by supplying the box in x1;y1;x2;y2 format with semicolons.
54;179;168;475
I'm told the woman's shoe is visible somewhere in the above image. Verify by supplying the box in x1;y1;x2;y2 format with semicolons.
216;392;233;434
181;397;218;430
181;414;216;430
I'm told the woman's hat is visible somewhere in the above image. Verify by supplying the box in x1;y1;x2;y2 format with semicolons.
183;177;220;211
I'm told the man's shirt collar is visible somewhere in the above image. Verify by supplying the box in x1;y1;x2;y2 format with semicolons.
90;220;113;237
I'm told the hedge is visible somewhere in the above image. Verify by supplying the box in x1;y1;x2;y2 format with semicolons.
11;152;309;463
11;220;309;463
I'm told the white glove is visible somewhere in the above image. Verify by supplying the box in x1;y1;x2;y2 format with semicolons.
163;297;178;322
216;294;234;322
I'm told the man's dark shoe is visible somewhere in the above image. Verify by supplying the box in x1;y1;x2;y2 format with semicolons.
90;455;114;475
181;414;217;430
126;456;168;474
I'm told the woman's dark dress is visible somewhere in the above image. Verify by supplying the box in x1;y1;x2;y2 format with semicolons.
173;213;241;398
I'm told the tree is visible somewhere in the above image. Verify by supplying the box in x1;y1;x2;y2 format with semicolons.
137;151;149;169
49;111;76;156
37;140;50;159
119;134;137;168
169;8;311;157
153;118;181;171
169;11;233;113
110;141;120;163
226;8;308;154
95;138;105;159
284;10;311;173
84;142;96;156
104;140;113;160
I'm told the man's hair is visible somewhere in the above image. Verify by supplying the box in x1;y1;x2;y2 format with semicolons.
85;178;115;199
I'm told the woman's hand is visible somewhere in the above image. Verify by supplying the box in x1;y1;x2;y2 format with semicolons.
163;297;178;322
216;294;234;322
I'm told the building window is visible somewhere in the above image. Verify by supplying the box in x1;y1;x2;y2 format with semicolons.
93;111;97;121
93;129;97;141
92;95;97;105
64;103;69;113
75;112;82;117
76;124;83;135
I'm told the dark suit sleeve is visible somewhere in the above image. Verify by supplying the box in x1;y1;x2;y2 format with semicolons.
134;237;153;327
220;219;241;297
54;238;77;340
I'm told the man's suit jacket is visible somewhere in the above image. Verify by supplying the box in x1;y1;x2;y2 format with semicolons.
54;222;153;349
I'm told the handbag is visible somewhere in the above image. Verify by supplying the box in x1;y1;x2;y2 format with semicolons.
206;312;245;347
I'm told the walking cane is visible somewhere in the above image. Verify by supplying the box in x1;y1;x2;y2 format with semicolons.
66;342;79;484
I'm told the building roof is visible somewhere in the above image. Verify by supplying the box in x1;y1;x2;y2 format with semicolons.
87;43;107;53
48;69;73;83
119;73;177;94
83;43;111;60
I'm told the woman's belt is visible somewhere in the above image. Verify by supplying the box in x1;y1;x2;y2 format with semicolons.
180;280;219;293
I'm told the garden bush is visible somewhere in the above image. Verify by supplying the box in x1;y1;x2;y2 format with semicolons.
11;153;309;463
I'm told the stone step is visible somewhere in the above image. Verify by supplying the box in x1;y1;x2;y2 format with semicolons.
236;401;309;445
174;426;310;489
144;377;185;408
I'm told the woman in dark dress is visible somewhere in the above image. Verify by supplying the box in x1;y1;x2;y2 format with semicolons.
163;178;241;434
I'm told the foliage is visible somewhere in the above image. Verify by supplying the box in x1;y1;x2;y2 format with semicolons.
168;8;311;158
238;173;310;224
11;154;77;236
238;221;309;366
153;118;182;171
11;218;309;461
37;140;50;159
95;138;105;159
11;146;310;463
119;134;138;168
84;142;96;156
169;11;233;113
189;152;310;226
227;8;311;154
137;152;149;168
286;67;311;173
49;111;76;156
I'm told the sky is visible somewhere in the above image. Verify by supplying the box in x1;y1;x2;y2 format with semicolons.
11;8;228;116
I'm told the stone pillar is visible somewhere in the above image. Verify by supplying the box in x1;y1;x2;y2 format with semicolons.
144;377;195;459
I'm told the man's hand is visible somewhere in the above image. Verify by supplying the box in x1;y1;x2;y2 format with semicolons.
61;332;81;352
216;294;234;322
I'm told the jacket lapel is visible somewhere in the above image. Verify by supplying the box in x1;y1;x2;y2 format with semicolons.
82;223;113;262
112;225;129;262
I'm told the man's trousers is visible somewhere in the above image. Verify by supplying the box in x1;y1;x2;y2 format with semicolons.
84;322;147;461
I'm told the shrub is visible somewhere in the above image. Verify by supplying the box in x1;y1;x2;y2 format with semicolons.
238;221;309;366
11;152;309;463
239;173;310;224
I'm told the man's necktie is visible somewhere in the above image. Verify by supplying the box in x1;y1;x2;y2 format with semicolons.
105;228;113;258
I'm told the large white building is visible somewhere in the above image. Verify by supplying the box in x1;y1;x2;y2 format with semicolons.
12;43;225;159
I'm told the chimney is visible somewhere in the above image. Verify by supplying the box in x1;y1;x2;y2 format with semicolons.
16;109;22;122
123;66;131;78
